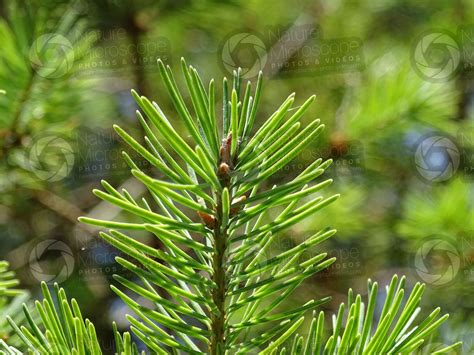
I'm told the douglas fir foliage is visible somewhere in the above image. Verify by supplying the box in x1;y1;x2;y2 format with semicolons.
1;60;460;354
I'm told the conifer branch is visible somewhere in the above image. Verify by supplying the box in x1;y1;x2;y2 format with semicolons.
3;59;459;354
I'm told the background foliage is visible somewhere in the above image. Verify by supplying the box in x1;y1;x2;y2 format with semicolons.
0;0;473;353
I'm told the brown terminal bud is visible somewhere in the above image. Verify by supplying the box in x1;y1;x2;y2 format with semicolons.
220;133;232;166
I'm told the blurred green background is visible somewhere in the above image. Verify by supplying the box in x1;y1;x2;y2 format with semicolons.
1;0;473;353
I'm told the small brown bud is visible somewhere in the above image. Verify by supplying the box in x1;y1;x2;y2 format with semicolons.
197;211;216;229
220;133;232;165
218;162;232;187
218;162;231;177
